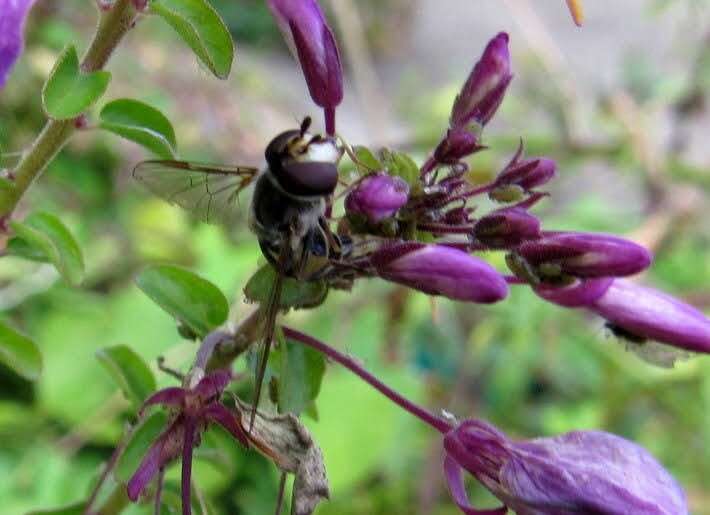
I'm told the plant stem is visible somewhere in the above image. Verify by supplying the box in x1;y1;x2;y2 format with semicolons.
1;0;137;220
83;439;126;514
282;326;452;433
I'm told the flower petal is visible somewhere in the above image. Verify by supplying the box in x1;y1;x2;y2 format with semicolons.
140;387;186;409
444;454;508;515
193;369;231;400
0;0;37;88
204;402;250;448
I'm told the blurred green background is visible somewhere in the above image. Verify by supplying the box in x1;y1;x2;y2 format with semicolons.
1;0;709;513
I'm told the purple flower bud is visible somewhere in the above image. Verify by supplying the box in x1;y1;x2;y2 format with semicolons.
450;32;512;128
590;279;710;353
433;128;483;164
0;0;37;88
473;207;541;248
370;242;508;303
268;0;343;133
492;144;557;192
444;419;687;515
534;277;613;307
517;232;652;279
345;172;409;223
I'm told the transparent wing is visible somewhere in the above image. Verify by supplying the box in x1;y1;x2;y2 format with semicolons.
133;160;260;226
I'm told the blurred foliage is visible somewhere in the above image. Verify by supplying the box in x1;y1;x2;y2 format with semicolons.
1;0;710;514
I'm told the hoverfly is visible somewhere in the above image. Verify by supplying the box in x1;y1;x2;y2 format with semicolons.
134;117;354;427
604;322;690;368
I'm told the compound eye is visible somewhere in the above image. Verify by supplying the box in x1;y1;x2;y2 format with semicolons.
264;129;301;166
276;160;338;197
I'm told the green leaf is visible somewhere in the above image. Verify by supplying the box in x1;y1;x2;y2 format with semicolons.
243;264;328;311
42;45;111;119
8;212;85;285
115;411;169;483
151;0;234;79
278;329;326;415
26;502;86;515
99;99;177;158
379;148;420;187
96;345;157;407
352;145;383;174
0;320;42;381
136;264;229;338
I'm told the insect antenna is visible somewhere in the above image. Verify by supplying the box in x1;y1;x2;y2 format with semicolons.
249;244;289;432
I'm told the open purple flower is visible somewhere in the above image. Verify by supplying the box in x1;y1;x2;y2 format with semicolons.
0;0;37;88
126;369;248;515
268;0;343;134
443;419;687;515
516;231;652;280
450;32;512;129
345;172;409;223
370;242;508;303
589;279;710;354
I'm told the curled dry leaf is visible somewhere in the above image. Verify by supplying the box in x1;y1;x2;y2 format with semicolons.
235;398;329;515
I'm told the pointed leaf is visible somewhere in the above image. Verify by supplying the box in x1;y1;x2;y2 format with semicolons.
26;502;86;515
8;212;84;285
278;330;326;415
99;99;177;158
42;45;111;119
244;264;328;311
0;320;42;381
116;411;169;483
151;0;234;79
379;148;419;187
352;145;383;174
96;345;157;407
136;264;229;338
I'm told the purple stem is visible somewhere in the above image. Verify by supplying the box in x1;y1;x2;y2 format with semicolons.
324;107;336;136
282;326;452;434
181;419;196;515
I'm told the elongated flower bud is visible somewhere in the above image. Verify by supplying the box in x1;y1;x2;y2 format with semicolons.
473;207;541;248
492;144;557;192
590;279;710;353
345;172;409;223
0;0;37;88
517;231;652;279
444;419;687;515
370;243;508;303
450;32;512;129
433;128;482;164
268;0;343;133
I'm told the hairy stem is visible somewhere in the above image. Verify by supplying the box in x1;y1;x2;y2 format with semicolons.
1;0;137;220
282;326;452;433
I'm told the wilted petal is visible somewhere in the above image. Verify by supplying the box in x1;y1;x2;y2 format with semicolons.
444;420;687;515
204;403;250;447
566;0;584;26
444;455;508;515
371;243;508;303
590;279;710;353
345;172;410;223
450;32;512;128
127;419;184;501
268;0;343;112
0;0;37;88
517;232;652;279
